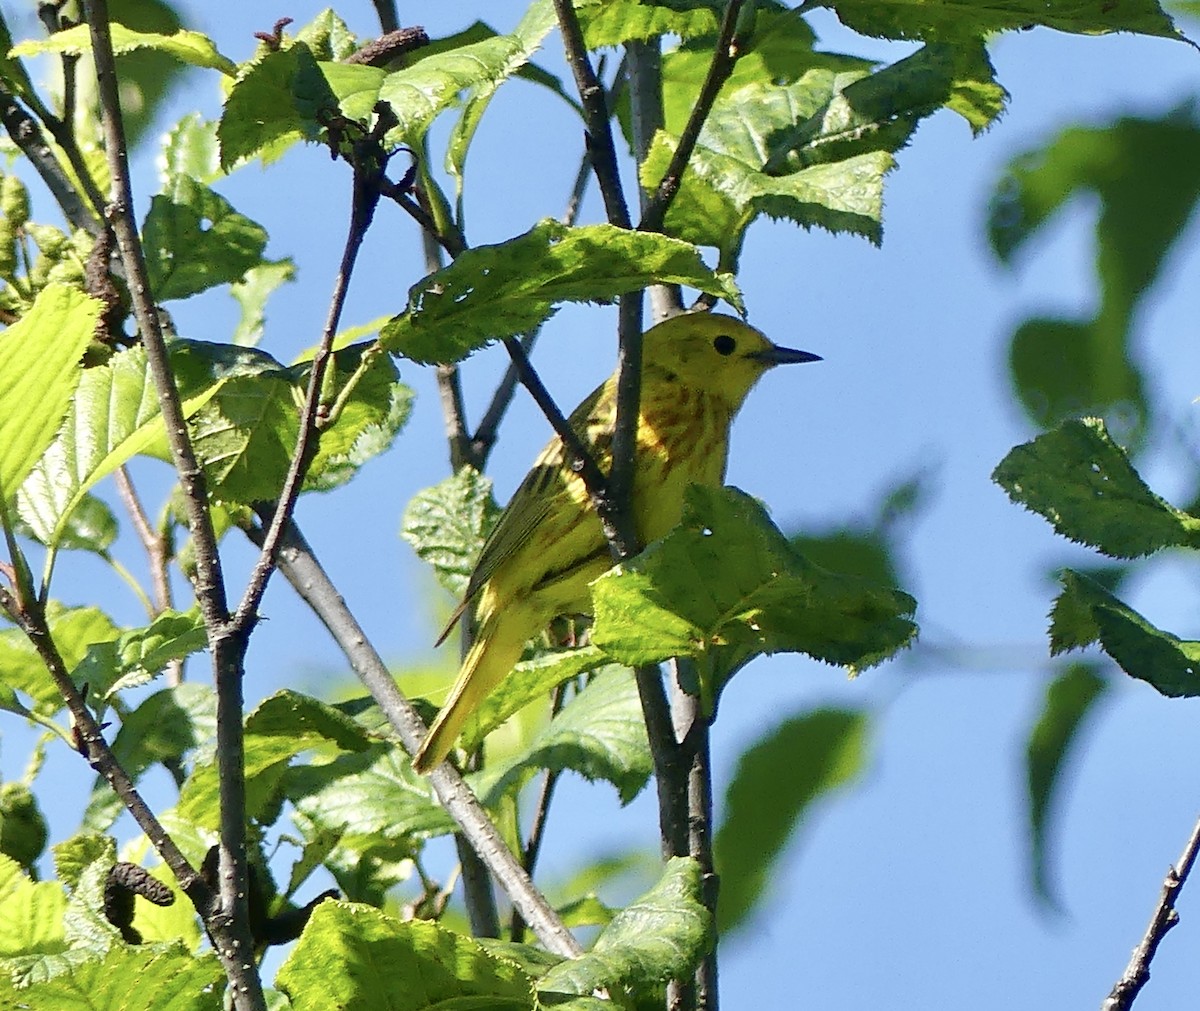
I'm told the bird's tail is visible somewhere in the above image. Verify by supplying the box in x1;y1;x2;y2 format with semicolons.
412;613;525;773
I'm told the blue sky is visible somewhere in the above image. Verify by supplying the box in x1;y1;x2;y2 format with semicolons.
4;2;1200;1007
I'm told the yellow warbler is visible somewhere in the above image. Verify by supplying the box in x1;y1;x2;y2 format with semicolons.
413;312;819;772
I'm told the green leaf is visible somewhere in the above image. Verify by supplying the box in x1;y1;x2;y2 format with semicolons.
14;492;117;556
52;833;115;893
158;113;222;186
0;284;100;497
464;645;609;751
0;855;66;958
71;608;207;701
275;903;535;1010
293;9;360;62
592;485;917;702
1025;663;1107;910
0;603;119;715
381;220;742;363
715;709;869;932
179;690;374;828
62;858;119;952
3;943;223;1010
989;111;1200;436
1006;316;1147;439
540;857;711;996
175;340;410;503
9;21;236;75
142;175;269;301
483;666;652;805
300;344;414;493
16;342;229;554
578;0;722;46
826;0;1180;41
0;785;47;872
217;45;385;169
287;745;452;846
231;259;296;347
378;31;530;149
1051;571;1200;697
401;467;500;597
993;418;1200;559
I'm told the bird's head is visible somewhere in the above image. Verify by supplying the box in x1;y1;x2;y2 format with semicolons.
642;312;820;410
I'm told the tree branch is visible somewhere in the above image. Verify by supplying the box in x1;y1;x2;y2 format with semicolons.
242;511;584;959
1103;813;1200;1011
114;466;181;685
550;0;632;230
80;5;263;1007
499;335;609;497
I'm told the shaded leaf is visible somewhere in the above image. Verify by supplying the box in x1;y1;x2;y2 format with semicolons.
381;220;741;363
1025;663;1107;910
0;785;47;871
179;691;373;828
592;485;917;706
993;418;1200;559
82;684;214;831
989;110;1200;438
464;645;609;751
827;0;1180;42
482;667;651;806
143;175;269;301
401;467;500;597
540;858;711;996
217;45;385;169
1050;570;1200;697
715;709;869;932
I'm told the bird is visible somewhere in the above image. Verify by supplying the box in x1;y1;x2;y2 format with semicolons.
412;311;820;773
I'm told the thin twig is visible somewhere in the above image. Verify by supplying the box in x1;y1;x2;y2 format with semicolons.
1103;813;1200;1011
640;0;746;234
471;331;536;466
550;0;632;229
114;466;182;685
231;164;379;634
81;6;262;1007
242;511;584;958
499;335;609;496
510;681;569;943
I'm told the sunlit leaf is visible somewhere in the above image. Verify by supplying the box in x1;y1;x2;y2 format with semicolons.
381;221;741;363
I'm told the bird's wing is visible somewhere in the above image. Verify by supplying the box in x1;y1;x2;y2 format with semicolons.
435;380;611;646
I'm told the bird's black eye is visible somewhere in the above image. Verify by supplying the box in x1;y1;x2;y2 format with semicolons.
713;334;736;356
